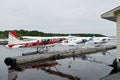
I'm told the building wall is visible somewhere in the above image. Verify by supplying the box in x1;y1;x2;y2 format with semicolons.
117;12;120;61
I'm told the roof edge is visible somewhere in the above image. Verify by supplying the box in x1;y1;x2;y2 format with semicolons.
101;6;120;22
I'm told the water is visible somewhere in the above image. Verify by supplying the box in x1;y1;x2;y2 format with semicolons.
0;36;116;80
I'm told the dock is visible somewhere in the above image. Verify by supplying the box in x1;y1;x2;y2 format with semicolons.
4;45;116;67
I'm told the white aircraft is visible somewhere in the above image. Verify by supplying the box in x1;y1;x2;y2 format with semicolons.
6;30;65;48
60;35;111;46
93;37;111;44
61;35;95;46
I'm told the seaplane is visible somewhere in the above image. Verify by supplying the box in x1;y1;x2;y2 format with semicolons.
6;30;66;48
60;35;111;47
93;37;111;44
8;30;111;48
60;35;95;46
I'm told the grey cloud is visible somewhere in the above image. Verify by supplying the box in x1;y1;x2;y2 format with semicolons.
0;0;119;36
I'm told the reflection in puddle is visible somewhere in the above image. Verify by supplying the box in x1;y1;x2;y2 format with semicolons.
8;61;80;80
41;68;80;80
7;50;116;80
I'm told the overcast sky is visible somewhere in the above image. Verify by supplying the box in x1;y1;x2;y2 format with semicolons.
0;0;120;36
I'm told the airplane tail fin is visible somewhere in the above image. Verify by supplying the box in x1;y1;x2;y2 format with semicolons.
8;30;21;44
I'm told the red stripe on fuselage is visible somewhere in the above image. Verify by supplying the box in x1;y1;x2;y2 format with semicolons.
8;39;63;48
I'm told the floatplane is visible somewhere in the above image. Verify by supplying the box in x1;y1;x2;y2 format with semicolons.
6;30;66;48
6;30;67;54
6;30;111;51
93;37;111;44
60;35;95;46
61;35;111;47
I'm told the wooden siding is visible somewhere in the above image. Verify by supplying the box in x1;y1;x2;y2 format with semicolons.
117;12;120;61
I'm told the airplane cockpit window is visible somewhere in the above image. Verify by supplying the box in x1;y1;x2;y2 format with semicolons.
102;39;106;41
64;40;68;43
82;39;87;43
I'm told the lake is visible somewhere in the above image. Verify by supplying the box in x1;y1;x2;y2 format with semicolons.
0;36;116;80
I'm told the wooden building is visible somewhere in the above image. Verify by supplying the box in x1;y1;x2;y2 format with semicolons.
101;6;120;63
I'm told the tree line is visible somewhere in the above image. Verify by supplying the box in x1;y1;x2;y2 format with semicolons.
0;29;106;38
